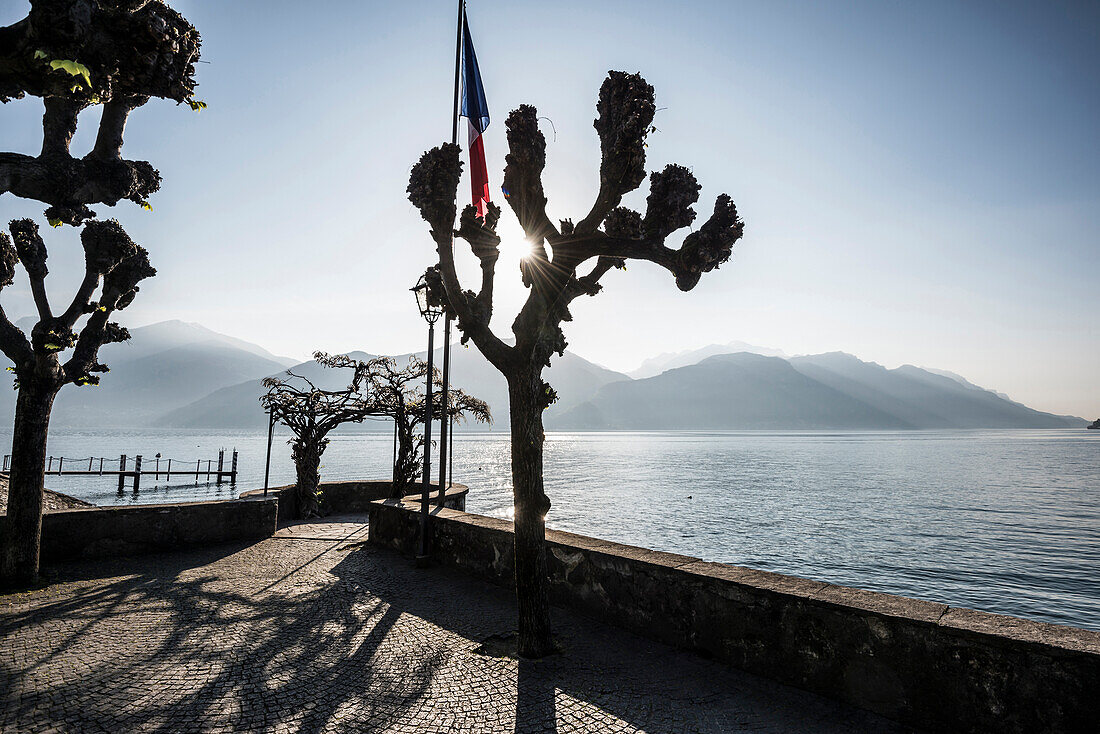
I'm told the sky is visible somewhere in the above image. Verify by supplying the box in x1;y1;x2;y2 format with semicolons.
0;0;1097;418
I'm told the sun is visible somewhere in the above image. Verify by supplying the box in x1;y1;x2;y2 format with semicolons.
499;238;535;260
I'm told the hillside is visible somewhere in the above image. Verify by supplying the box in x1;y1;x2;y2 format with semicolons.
629;341;787;379
158;344;630;429
553;352;1084;430
788;353;1078;429
0;321;296;428
0;318;1080;431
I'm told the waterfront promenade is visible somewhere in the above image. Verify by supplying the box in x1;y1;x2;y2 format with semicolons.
0;516;908;733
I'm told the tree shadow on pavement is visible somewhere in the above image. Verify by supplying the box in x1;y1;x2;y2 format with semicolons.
0;539;442;733
0;536;914;733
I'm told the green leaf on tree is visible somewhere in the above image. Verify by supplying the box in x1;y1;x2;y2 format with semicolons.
49;59;92;89
47;217;63;228
185;97;207;111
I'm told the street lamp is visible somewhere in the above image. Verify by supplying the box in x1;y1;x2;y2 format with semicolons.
412;268;445;565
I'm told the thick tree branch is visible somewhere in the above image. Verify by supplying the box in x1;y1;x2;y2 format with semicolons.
62;307;116;385
564;255;622;303
61;219;153;384
502;105;558;245
0;152;160;225
588;194;743;291
0;226;38;369
28;276;51;322
574;72;656;235
408;145;513;372
90;96;145;161
41;96;84;157
454;203;502;314
59;270;98;327
8;219;52;321
0;306;33;368
643;164;700;240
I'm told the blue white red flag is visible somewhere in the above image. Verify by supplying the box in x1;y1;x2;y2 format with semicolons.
460;8;491;218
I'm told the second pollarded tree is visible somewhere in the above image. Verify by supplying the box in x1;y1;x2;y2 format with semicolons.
408;71;746;658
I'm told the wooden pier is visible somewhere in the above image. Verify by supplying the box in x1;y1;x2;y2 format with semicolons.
2;449;238;492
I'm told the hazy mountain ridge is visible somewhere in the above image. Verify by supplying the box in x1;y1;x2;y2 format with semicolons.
0;321;295;428
0;320;1081;430
551;353;910;429
629;341;787;379
793;354;1077;428
159;343;631;429
553;352;1084;430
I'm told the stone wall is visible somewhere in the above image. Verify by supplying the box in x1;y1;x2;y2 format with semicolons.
0;497;278;562
368;498;1100;733
242;480;466;523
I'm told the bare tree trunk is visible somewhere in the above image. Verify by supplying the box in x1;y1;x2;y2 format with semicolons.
1;382;57;587
508;365;554;658
291;438;322;519
393;416;419;498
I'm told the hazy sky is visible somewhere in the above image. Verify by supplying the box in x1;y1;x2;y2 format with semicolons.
0;1;1097;417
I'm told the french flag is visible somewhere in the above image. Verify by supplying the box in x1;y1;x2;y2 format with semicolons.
460;8;491;218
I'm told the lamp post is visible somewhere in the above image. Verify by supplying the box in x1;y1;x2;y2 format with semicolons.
412;269;445;565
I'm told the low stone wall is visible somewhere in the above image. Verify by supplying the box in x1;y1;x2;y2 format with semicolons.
242;480;466;523
0;497;278;562
368;498;1100;733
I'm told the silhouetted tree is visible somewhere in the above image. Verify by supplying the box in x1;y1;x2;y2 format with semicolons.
408;71;745;656
0;0;201;587
367;356;491;496
260;353;377;520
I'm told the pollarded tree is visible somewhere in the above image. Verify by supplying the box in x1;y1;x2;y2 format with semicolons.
367;356;491;497
408;71;745;657
260;353;380;519
0;0;201;587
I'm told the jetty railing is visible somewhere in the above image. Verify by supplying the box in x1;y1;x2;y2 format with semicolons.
2;449;238;492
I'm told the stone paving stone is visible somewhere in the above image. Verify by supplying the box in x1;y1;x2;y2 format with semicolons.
0;516;915;733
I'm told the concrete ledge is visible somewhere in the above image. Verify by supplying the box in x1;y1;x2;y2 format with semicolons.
242;480;467;522
367;499;1100;733
0;496;278;562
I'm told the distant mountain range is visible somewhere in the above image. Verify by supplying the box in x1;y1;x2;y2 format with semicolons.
0;321;297;428
0;320;1085;430
628;341;787;379
552;352;1084;430
159;341;628;429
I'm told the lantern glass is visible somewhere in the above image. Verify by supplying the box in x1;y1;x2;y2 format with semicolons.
411;272;443;324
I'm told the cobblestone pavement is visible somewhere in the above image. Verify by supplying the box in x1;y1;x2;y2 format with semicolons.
0;516;912;733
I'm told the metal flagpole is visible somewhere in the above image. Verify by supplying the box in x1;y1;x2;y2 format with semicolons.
418;319;436;562
263;406;275;497
438;0;463;505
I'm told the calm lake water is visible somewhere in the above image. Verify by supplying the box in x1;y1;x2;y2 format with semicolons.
9;427;1099;632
